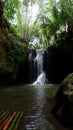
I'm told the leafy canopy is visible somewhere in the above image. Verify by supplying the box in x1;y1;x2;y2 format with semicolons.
3;0;73;48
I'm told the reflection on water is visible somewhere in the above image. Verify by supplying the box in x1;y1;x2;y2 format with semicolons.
0;85;57;130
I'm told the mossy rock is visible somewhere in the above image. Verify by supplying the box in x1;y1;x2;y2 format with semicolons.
61;73;73;97
60;73;73;128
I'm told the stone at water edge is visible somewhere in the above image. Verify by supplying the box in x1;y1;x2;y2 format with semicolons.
60;73;73;98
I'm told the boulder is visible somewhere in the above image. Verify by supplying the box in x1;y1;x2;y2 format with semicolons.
60;73;73;98
57;73;73;128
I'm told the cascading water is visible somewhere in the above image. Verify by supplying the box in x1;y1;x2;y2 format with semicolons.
28;49;48;85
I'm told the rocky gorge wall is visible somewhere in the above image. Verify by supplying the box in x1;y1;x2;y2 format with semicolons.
44;41;73;84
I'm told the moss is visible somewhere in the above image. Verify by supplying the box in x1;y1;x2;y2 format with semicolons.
61;73;73;96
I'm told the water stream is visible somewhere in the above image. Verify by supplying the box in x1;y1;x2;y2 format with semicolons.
0;85;57;130
28;49;48;85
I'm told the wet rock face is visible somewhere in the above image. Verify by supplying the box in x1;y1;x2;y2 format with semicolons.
43;48;52;83
0;69;16;85
60;73;73;96
28;49;36;84
16;49;37;84
59;73;73;127
16;59;29;84
44;43;73;84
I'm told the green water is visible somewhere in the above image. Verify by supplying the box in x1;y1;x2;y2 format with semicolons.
0;84;59;130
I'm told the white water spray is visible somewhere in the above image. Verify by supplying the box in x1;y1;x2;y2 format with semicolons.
33;49;48;85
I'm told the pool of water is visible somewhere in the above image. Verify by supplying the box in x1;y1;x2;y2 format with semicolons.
0;84;67;130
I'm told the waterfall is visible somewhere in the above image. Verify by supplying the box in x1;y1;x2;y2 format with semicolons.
28;49;48;85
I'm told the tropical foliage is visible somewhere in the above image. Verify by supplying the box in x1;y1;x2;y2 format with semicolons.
37;0;73;46
0;0;27;73
2;0;73;48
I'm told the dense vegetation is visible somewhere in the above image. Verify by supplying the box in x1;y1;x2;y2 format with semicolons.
3;0;73;48
0;0;73;84
0;0;27;84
